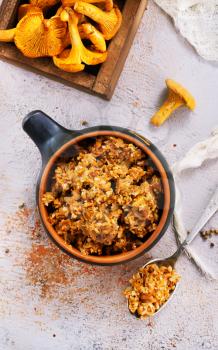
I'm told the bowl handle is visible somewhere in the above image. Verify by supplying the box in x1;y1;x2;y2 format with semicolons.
22;110;74;163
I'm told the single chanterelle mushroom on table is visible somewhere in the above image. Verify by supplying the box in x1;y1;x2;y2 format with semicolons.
14;13;67;58
53;8;107;73
30;0;60;9
79;23;106;52
150;79;196;127
62;0;113;12
74;1;122;40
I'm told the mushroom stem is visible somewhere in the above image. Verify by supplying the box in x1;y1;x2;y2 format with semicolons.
151;92;184;127
18;4;42;20
0;28;16;42
54;8;107;72
150;79;196;127
74;1;122;40
79;23;106;52
62;0;113;11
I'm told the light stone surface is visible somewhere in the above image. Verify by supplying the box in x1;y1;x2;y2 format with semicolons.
0;1;218;350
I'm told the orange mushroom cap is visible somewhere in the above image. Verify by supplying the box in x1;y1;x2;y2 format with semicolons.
14;13;67;58
0;5;42;43
74;1;122;40
18;4;42;21
62;0;113;12
30;0;60;9
79;23;106;52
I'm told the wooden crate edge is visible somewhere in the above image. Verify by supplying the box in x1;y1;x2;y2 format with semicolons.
92;0;148;100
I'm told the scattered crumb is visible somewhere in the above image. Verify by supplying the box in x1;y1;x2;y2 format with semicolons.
5;248;10;254
81;120;88;126
200;231;207;240
210;242;215;248
53;334;56;338
147;318;155;328
173;144;177;148
18;203;25;209
200;229;218;240
132;100;140;108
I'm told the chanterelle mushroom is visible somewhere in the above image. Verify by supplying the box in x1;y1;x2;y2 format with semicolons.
53;8;107;73
0;5;42;43
14;13;67;58
0;29;16;42
74;1;122;40
150;79;196;127
30;0;60;9
79;23;106;52
18;4;42;20
62;0;113;12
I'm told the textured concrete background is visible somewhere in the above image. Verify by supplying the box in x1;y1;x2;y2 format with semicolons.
0;1;218;349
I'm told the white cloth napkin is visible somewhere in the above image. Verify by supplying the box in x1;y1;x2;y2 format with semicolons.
154;0;218;62
172;127;218;280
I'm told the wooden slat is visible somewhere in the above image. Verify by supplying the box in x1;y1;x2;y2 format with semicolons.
92;0;148;100
0;0;19;29
0;44;95;92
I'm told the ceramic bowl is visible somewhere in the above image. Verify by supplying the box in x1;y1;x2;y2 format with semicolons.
23;110;175;265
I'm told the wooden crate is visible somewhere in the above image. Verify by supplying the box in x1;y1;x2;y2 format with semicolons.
0;0;147;100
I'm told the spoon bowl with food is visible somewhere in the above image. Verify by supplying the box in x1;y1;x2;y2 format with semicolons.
125;186;218;319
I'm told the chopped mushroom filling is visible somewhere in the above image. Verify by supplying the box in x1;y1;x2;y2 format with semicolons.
42;137;163;256
124;264;181;319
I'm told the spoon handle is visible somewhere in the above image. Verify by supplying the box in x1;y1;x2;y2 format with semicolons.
184;186;218;247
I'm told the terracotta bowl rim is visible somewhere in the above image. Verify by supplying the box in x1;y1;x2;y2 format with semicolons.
39;130;172;265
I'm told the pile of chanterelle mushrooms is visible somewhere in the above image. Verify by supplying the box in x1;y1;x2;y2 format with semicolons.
0;0;122;72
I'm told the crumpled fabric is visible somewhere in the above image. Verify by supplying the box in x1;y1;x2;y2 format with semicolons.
172;127;218;280
154;0;218;62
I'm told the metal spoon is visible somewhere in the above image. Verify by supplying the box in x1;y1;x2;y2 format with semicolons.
129;186;218;318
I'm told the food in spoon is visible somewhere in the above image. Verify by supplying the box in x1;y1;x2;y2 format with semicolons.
124;263;180;319
42;136;163;256
150;79;196;127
